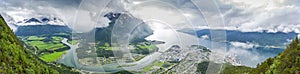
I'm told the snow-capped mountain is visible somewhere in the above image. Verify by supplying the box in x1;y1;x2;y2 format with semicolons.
16;17;66;26
14;17;71;36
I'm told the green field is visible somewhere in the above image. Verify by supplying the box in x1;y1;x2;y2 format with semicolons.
26;41;66;50
22;36;68;51
40;51;66;62
27;36;46;41
19;35;70;63
97;43;114;50
52;36;64;41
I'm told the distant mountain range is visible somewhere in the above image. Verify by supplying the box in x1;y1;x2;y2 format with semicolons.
0;13;71;36
15;17;66;26
15;25;71;36
178;29;297;47
3;12;153;44
1;12;67;30
0;16;72;36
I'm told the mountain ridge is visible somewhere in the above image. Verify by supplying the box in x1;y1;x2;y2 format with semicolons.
85;12;153;44
0;15;60;73
15;25;71;36
0;15;78;74
16;17;66;26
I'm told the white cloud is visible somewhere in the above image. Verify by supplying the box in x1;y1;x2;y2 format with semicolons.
0;0;80;26
227;44;266;67
1;0;300;33
127;0;200;30
200;35;209;39
230;42;258;49
219;0;300;33
1;0;296;68
0;0;131;32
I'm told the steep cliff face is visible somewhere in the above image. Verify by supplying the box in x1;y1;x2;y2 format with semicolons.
0;15;59;73
91;12;153;44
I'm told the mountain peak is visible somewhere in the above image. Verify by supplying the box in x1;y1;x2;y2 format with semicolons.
25;18;42;23
104;12;122;22
41;18;50;22
16;17;66;26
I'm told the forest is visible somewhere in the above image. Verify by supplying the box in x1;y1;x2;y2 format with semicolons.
220;37;300;73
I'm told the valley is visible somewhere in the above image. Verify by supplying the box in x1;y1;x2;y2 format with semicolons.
1;0;300;73
18;34;73;62
2;12;300;73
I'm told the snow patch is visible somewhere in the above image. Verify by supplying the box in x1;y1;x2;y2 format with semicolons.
15;17;66;26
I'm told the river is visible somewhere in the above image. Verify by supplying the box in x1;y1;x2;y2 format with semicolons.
57;29;206;72
58;28;283;72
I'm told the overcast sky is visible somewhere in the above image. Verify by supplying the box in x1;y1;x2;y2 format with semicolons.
1;0;300;33
1;0;298;67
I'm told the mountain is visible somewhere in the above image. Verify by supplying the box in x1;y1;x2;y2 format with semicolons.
0;15;79;74
15;25;71;36
86;12;153;44
7;16;72;36
0;15;59;73
220;37;300;74
179;29;297;47
24;18;42;23
15;17;66;26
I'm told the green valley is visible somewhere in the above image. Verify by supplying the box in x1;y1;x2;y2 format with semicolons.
19;35;70;62
40;51;66;62
0;15;79;73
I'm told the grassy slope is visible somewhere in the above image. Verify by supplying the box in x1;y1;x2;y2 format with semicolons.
0;15;59;73
27;36;46;41
40;51;66;62
27;41;65;50
21;36;68;62
24;36;66;51
0;15;79;74
221;37;300;74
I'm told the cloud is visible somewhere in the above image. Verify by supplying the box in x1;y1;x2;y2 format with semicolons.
127;0;203;30
226;42;273;67
1;0;300;33
0;0;133;32
0;0;81;26
226;47;262;67
218;0;300;33
230;42;258;49
128;0;300;33
1;0;295;68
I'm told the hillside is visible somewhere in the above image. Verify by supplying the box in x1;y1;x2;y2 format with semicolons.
0;15;76;73
15;25;71;36
179;29;297;46
221;37;300;73
85;12;153;45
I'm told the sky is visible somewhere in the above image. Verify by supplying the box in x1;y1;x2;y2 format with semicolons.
1;0;299;67
1;0;300;33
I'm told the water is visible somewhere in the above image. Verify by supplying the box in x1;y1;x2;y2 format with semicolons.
58;27;287;72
